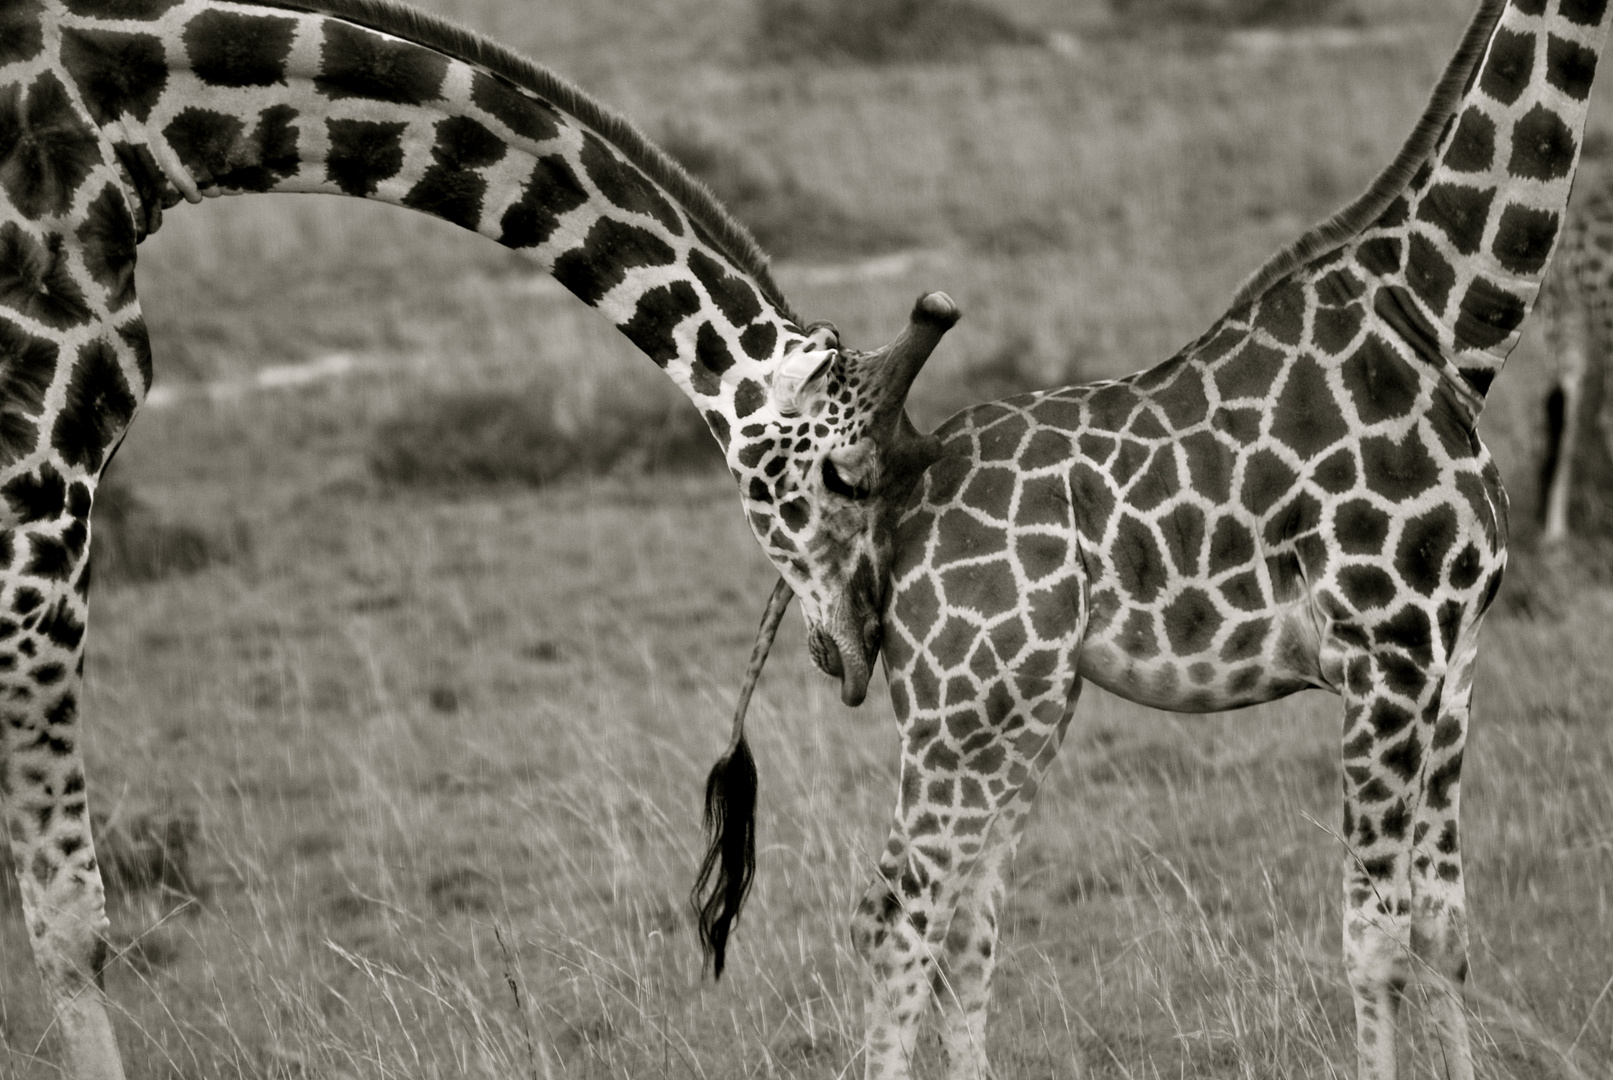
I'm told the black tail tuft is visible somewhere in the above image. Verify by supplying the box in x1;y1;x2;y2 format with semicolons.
691;736;758;978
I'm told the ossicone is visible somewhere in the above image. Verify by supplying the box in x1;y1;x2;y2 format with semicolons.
867;291;960;422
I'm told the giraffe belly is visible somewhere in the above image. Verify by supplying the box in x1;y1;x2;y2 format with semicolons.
1078;596;1329;712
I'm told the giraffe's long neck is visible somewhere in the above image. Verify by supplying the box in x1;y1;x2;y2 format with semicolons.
21;0;799;448
1243;0;1611;410
1401;0;1609;395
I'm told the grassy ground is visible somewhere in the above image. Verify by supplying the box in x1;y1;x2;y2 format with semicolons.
4;453;1611;1078
4;0;1613;1075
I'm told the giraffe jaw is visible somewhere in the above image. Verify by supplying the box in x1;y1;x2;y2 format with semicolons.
838;634;873;707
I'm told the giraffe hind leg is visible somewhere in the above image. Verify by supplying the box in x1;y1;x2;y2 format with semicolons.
850;851;933;1080
0;147;149;1075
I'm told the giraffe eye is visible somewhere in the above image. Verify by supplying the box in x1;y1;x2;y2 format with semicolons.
822;457;870;500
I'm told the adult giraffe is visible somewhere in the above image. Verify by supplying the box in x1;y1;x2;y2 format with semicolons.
0;0;957;1074
1538;174;1613;542
840;1;1609;1077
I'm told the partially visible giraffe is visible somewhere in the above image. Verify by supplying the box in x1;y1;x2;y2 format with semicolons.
0;0;958;1075
1538;171;1613;541
829;1;1610;1078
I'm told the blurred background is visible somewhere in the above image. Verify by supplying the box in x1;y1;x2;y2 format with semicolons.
3;0;1612;1076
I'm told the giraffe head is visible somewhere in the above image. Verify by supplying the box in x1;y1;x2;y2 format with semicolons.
736;292;958;706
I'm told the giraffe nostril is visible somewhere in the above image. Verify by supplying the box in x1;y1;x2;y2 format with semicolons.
862;617;882;659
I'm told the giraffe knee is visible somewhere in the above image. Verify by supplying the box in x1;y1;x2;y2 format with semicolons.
850;885;903;962
31;910;113;995
944;916;972;955
1411;905;1470;984
15;846;112;989
1343;906;1412;994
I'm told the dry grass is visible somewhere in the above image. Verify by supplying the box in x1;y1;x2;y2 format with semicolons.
1108;0;1363;31
2;430;1609;1076
750;0;1042;64
367;377;723;490
3;0;1611;1075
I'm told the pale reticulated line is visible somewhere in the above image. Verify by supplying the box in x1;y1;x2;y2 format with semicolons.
1228;24;1413;56
143;354;366;410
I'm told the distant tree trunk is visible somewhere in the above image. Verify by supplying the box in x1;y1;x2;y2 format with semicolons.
1539;318;1613;543
1567;352;1613;538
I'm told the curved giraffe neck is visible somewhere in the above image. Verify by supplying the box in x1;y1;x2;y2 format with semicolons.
256;0;795;322
26;0;801;430
1236;0;1609;408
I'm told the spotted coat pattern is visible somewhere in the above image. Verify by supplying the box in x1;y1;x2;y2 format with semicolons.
849;3;1611;1079
0;0;944;1075
1537;174;1613;540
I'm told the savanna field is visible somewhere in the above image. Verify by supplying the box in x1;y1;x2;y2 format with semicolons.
4;0;1613;1075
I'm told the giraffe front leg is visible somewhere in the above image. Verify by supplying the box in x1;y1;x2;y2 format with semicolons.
1342;854;1412;1080
851;788;1044;1080
850;835;946;1080
930;788;1038;1080
1337;647;1448;1080
855;595;1083;1078
932;856;1006;1080
1;505;126;1080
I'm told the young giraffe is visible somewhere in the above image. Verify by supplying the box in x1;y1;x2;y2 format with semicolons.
1538;174;1613;541
0;0;957;1075
841;1;1609;1077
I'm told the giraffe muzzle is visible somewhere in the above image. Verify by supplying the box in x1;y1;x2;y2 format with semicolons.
808;623;874;706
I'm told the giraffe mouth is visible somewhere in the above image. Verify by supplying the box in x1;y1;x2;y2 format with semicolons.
808;618;879;707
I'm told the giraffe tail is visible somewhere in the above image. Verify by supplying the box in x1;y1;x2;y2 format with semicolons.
693;577;792;977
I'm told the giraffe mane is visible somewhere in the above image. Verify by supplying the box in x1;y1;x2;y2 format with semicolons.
256;0;800;324
1229;0;1509;309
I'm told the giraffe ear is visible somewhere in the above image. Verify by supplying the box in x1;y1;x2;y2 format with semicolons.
772;344;836;417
